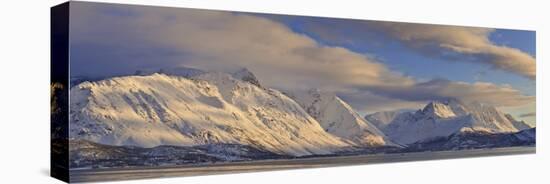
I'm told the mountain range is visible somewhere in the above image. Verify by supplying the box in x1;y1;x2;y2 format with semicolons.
70;70;354;156
365;99;533;145
68;67;535;168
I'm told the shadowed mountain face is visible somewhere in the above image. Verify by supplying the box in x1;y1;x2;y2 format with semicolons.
404;128;535;151
69;127;536;169
69;139;290;169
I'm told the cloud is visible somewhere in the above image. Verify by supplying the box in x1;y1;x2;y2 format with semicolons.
366;79;535;107
69;2;534;111
337;90;425;114
70;2;413;91
372;23;536;79
519;112;536;118
272;17;536;80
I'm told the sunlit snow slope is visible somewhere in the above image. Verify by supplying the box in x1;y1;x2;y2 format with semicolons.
288;89;394;147
69;73;350;156
375;99;532;145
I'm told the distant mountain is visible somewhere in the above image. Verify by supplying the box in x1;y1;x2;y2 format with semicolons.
375;99;532;145
405;127;536;151
365;110;413;130
287;89;395;147
505;114;532;130
69;72;351;156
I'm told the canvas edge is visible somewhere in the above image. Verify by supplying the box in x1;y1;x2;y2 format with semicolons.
51;1;70;183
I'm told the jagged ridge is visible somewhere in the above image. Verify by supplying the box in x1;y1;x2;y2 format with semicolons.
287;89;395;147
368;99;532;145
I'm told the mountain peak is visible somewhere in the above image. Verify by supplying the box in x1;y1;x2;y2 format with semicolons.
430;98;463;107
420;98;468;119
365;110;413;129
380;98;525;145
422;101;457;119
287;88;393;147
231;68;261;87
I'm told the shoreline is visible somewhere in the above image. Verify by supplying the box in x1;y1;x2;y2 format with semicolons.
70;146;535;182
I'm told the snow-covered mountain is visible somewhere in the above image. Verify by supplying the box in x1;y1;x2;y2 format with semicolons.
69;72;351;156
405;127;536;151
375;99;532;145
505;114;532;130
231;68;262;87
286;89;394;147
365;110;408;130
68;66;534;159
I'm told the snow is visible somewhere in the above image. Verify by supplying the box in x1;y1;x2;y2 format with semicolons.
422;101;463;118
286;89;394;147
505;114;533;130
69;73;350;156
231;68;261;87
378;99;528;145
365;110;403;130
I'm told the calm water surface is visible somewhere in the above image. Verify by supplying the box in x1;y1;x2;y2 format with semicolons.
70;146;535;183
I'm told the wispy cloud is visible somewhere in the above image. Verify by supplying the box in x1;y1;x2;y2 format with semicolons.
70;2;535;112
365;79;535;107
372;23;536;80
71;3;414;91
519;112;536;118
273;17;537;80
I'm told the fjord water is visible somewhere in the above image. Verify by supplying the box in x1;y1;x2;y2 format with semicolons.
70;146;534;183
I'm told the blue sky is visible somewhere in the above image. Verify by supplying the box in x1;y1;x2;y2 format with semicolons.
69;2;536;125
267;14;536;95
267;15;536;124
